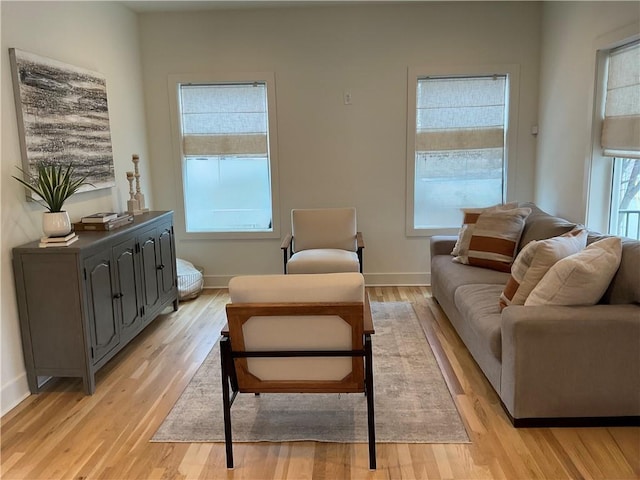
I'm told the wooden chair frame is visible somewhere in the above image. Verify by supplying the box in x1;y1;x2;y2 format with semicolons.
220;300;376;470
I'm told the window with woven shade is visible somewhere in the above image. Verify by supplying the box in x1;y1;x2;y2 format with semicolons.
407;72;513;233
173;76;279;236
601;41;640;159
601;41;640;239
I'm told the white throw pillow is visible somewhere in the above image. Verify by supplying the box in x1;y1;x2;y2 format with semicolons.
525;237;622;306
499;228;588;309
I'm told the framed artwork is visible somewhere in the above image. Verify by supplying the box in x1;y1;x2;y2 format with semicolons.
9;48;115;192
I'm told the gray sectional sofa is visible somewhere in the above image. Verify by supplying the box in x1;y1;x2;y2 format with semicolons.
430;203;640;426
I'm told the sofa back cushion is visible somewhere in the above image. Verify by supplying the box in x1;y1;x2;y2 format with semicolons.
517;203;577;251
588;234;640;305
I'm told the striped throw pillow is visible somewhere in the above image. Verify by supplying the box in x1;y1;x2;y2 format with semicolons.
460;207;531;272
451;202;518;256
499;228;588;310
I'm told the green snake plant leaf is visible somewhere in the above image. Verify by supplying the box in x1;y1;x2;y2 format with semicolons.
12;162;94;212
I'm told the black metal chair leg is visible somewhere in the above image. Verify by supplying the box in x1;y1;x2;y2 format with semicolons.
220;338;234;469
282;248;288;274
365;334;376;470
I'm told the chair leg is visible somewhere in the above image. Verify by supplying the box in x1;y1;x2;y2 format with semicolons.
364;334;376;470
282;244;293;274
220;338;234;469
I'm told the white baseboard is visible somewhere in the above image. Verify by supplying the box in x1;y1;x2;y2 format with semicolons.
203;272;430;289
1;372;30;417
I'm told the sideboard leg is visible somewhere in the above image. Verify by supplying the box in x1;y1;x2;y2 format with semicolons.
84;375;96;395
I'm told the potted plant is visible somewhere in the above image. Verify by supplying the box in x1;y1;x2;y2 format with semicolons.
13;162;93;237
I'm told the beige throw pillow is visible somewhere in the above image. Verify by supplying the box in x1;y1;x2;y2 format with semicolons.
499;228;588;310
525;237;622;306
455;207;531;272
451;202;518;256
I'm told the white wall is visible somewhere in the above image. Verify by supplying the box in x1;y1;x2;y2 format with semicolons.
139;2;541;287
536;2;640;223
1;1;151;415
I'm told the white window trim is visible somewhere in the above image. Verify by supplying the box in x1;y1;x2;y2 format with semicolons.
405;64;520;237
168;72;280;240
586;24;640;234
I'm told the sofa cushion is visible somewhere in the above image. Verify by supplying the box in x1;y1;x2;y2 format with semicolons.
499;228;588;309
456;207;531;272
455;284;505;360
452;202;518;256
432;255;511;295
526;237;623;306
518;202;577;251
589;235;640;305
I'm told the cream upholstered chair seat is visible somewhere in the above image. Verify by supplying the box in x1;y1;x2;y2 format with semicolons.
285;248;360;274
281;207;364;274
220;272;376;470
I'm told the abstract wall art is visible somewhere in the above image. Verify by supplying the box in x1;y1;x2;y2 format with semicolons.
9;48;115;192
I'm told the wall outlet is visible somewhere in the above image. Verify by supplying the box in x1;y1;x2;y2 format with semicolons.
343;91;352;105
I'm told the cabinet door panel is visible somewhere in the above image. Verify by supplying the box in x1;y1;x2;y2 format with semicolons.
84;254;119;363
158;226;176;298
139;231;160;312
113;238;142;337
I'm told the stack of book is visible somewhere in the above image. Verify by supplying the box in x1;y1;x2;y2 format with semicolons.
39;232;79;248
73;212;134;232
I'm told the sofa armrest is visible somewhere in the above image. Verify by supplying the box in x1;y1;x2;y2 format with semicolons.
500;304;640;420
430;235;458;258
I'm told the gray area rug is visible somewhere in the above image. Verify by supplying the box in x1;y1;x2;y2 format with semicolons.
152;301;469;444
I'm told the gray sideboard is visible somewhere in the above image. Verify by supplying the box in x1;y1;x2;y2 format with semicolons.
12;211;179;394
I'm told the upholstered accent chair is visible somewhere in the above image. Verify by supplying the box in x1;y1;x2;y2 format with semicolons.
280;207;365;274
220;272;376;469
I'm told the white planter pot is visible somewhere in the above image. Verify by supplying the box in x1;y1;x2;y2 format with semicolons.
42;211;71;237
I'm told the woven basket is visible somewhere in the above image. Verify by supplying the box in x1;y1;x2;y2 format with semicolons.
176;258;204;300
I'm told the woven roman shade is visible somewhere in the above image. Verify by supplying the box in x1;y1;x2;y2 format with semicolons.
416;76;506;152
601;41;640;159
180;83;268;156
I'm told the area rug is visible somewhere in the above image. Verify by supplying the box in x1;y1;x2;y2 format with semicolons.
151;301;469;444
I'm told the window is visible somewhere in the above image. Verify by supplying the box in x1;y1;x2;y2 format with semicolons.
169;73;279;237
592;40;640;239
406;66;518;235
610;157;640;238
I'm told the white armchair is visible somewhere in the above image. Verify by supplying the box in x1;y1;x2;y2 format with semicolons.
280;207;365;274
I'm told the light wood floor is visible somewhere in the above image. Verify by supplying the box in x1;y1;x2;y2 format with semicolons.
2;287;638;479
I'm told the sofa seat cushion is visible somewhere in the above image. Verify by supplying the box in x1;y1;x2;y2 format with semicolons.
454;284;505;360
287;249;360;274
432;255;511;294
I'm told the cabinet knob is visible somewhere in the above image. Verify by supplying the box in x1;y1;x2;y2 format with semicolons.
113;293;123;299
157;264;165;270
